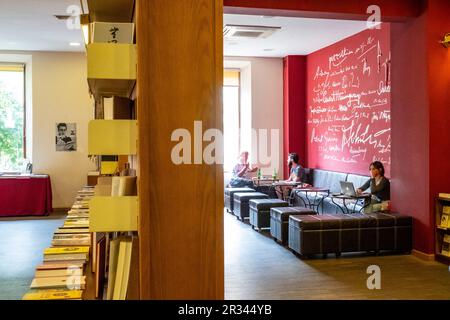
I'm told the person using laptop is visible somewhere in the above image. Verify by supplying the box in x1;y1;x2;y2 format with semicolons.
357;161;391;205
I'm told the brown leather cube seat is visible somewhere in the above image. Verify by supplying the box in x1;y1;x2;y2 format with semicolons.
224;187;255;214
270;207;316;245
249;199;289;231
288;212;412;257
233;192;269;221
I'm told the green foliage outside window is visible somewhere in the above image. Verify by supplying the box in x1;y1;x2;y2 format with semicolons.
0;83;24;171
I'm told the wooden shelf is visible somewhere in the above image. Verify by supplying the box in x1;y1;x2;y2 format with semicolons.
88;79;136;100
435;253;450;265
87;0;135;23
87;43;136;100
88;120;137;155
435;197;450;265
89;196;138;232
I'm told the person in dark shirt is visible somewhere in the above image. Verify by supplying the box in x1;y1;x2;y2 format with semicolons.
357;161;390;203
286;153;302;182
276;153;303;200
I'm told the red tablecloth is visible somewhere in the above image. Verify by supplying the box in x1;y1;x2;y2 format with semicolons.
0;175;53;217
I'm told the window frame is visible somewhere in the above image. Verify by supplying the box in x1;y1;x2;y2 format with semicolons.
0;62;27;169
223;68;241;173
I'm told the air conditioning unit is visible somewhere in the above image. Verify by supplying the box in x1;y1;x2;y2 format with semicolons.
223;24;280;39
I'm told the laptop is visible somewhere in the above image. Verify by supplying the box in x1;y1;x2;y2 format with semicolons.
339;181;357;197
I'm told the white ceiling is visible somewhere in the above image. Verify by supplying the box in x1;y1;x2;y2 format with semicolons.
0;2;370;56
224;14;371;57
0;0;85;52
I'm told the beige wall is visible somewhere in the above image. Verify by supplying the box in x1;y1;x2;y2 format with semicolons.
225;57;284;179
0;51;95;208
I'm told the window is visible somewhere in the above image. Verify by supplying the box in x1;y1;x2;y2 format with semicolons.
223;70;240;172
0;63;25;172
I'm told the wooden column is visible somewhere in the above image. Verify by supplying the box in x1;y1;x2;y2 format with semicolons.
136;0;224;299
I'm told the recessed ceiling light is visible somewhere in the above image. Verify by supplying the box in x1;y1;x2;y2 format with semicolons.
263;48;275;52
69;42;81;46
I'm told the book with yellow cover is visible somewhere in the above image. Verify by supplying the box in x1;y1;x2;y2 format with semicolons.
35;268;83;278
23;290;83;300
44;247;90;255
440;214;450;228
36;262;85;270
55;228;89;234
30;276;86;290
43;254;87;263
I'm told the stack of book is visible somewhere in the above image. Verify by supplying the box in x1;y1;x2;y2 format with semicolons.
22;186;95;300
442;235;450;257
439;206;450;230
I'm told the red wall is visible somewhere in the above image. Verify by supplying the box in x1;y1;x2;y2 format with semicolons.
283;56;307;178
227;0;449;255
390;18;431;254
427;0;450;252
306;25;391;176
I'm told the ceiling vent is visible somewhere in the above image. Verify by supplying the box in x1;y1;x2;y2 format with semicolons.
223;24;280;39
54;15;71;20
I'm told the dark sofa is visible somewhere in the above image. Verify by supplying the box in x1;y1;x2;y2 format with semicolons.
288;212;412;257
292;169;371;214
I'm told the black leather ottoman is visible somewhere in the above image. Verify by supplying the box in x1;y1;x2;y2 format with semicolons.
270;207;316;245
224;187;255;214
249;199;289;231
288;212;412;257
233;192;269;221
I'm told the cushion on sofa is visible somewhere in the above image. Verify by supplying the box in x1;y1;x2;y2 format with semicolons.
312;169;348;193
346;174;371;190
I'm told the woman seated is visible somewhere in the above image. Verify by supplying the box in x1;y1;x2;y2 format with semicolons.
357;161;390;212
228;151;258;188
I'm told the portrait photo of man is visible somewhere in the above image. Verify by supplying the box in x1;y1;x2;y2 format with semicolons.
55;123;77;152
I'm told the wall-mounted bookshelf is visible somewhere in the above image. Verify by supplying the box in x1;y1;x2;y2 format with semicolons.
82;0;139;301
435;195;450;265
88;120;137;155
86;0;135;23
87;43;136;100
90;196;138;232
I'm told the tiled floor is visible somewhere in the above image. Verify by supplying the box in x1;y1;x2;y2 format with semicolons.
224;211;450;300
0;213;65;300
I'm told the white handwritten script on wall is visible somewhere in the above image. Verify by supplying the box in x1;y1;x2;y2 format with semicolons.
307;24;391;176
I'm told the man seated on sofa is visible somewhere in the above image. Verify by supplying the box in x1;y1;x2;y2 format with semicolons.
228;151;258;188
275;153;306;200
357;161;391;212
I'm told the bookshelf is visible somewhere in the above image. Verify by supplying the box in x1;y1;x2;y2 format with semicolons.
90;196;138;232
83;0;139;300
88;120;137;155
87;43;136;100
435;196;450;265
87;0;135;23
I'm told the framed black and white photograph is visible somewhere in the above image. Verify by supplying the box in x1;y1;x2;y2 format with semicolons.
55;122;77;152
